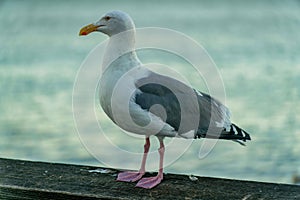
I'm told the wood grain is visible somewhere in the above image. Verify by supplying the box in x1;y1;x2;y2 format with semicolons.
0;158;299;199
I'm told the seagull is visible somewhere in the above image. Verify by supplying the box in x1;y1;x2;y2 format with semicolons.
79;10;251;189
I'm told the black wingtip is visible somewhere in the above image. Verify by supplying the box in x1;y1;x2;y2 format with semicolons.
231;123;251;141
217;123;251;145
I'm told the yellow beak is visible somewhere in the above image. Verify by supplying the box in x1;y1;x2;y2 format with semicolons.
79;24;99;36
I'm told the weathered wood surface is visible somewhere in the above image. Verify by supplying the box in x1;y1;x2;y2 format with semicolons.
0;158;299;200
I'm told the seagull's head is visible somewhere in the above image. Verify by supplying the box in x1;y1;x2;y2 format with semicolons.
79;10;135;37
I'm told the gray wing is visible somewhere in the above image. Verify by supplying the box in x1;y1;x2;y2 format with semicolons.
134;71;230;138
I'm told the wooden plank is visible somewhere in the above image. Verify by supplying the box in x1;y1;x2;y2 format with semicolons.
0;158;299;200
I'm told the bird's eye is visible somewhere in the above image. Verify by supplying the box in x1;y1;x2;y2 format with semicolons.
104;16;111;21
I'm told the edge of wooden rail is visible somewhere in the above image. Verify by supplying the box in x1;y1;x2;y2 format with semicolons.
0;158;299;200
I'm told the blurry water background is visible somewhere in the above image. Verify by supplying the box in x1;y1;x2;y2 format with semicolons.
1;0;300;184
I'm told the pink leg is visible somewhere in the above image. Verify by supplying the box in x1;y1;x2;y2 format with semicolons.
136;137;165;189
117;137;150;182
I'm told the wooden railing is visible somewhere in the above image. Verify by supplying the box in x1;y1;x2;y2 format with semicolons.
0;158;299;199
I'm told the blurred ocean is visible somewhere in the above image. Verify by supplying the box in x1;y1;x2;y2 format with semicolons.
1;0;300;184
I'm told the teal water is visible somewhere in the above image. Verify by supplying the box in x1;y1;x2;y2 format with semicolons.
1;0;300;184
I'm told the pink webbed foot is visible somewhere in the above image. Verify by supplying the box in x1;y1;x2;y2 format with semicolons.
117;171;145;182
136;174;163;189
